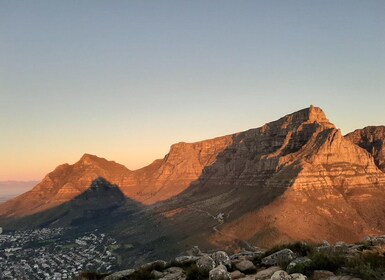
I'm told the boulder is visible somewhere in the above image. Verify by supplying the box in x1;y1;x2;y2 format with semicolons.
290;273;308;280
104;269;135;280
270;270;291;280
286;257;312;273
254;266;282;280
191;246;204;256
230;270;245;279
151;270;164;278
234;259;256;273
159;267;186;280
174;255;200;265
364;236;385;247
209;265;231;280
196;255;216;274
140;260;167;271
230;251;264;262
212;251;232;268
261;249;296;266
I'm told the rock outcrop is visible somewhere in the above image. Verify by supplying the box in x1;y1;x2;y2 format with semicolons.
94;239;385;280
345;126;385;172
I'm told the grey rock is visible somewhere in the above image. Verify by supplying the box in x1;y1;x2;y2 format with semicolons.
364;236;385;246
212;251;232;268
174;255;200;265
191;246;204;256
270;270;291;280
230;251;265;262
234;259;256;273
104;269;135;280
254;266;282;280
151;270;164;278
322;240;330;246
261;249;296;266
290;273;307;280
196;255;216;274
209;264;231;280
140;260;167;271
230;270;245;279
159;267;186;280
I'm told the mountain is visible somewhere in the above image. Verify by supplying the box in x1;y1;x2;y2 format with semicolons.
0;155;131;217
345;126;385;172
1;177;128;229
1;106;385;259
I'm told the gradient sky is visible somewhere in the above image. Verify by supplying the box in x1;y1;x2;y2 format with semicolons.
1;1;384;181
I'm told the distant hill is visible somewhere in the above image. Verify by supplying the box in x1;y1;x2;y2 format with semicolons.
0;181;38;204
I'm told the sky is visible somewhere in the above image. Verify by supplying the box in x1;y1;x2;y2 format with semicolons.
1;0;384;181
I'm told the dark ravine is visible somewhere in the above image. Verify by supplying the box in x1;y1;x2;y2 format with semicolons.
1;106;385;270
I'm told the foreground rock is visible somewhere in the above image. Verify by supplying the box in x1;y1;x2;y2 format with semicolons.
94;237;385;280
209;264;231;280
262;249;296;266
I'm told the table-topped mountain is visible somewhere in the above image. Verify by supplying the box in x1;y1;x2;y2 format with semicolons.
1;106;385;254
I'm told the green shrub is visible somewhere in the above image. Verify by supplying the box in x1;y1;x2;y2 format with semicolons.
345;253;385;280
287;253;344;276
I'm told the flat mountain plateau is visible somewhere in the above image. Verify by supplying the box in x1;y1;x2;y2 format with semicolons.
1;106;385;267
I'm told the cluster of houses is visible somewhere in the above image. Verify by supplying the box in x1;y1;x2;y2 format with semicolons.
0;228;119;279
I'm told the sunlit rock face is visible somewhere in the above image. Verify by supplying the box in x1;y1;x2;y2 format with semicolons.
2;106;385;250
345;126;385;172
211;119;385;248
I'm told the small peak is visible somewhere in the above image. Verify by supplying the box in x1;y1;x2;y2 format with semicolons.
308;105;329;123
286;106;329;125
78;153;103;165
80;153;98;160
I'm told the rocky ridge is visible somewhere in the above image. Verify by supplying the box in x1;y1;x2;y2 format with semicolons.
2;106;385;258
345;126;385;172
78;236;385;280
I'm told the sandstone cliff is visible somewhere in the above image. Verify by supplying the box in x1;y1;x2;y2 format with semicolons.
2;106;385;252
345;126;385;172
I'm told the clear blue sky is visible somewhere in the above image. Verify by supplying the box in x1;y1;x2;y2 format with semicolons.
1;0;384;180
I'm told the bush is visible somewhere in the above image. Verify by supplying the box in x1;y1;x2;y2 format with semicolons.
287;253;344;276
345;253;385;280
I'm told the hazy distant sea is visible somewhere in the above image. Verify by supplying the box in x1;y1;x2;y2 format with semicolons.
0;181;38;204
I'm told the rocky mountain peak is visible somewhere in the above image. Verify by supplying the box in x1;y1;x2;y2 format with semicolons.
78;153;103;166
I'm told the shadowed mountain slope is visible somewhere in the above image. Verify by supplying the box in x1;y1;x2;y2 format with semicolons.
0;155;131;217
0;177;129;229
